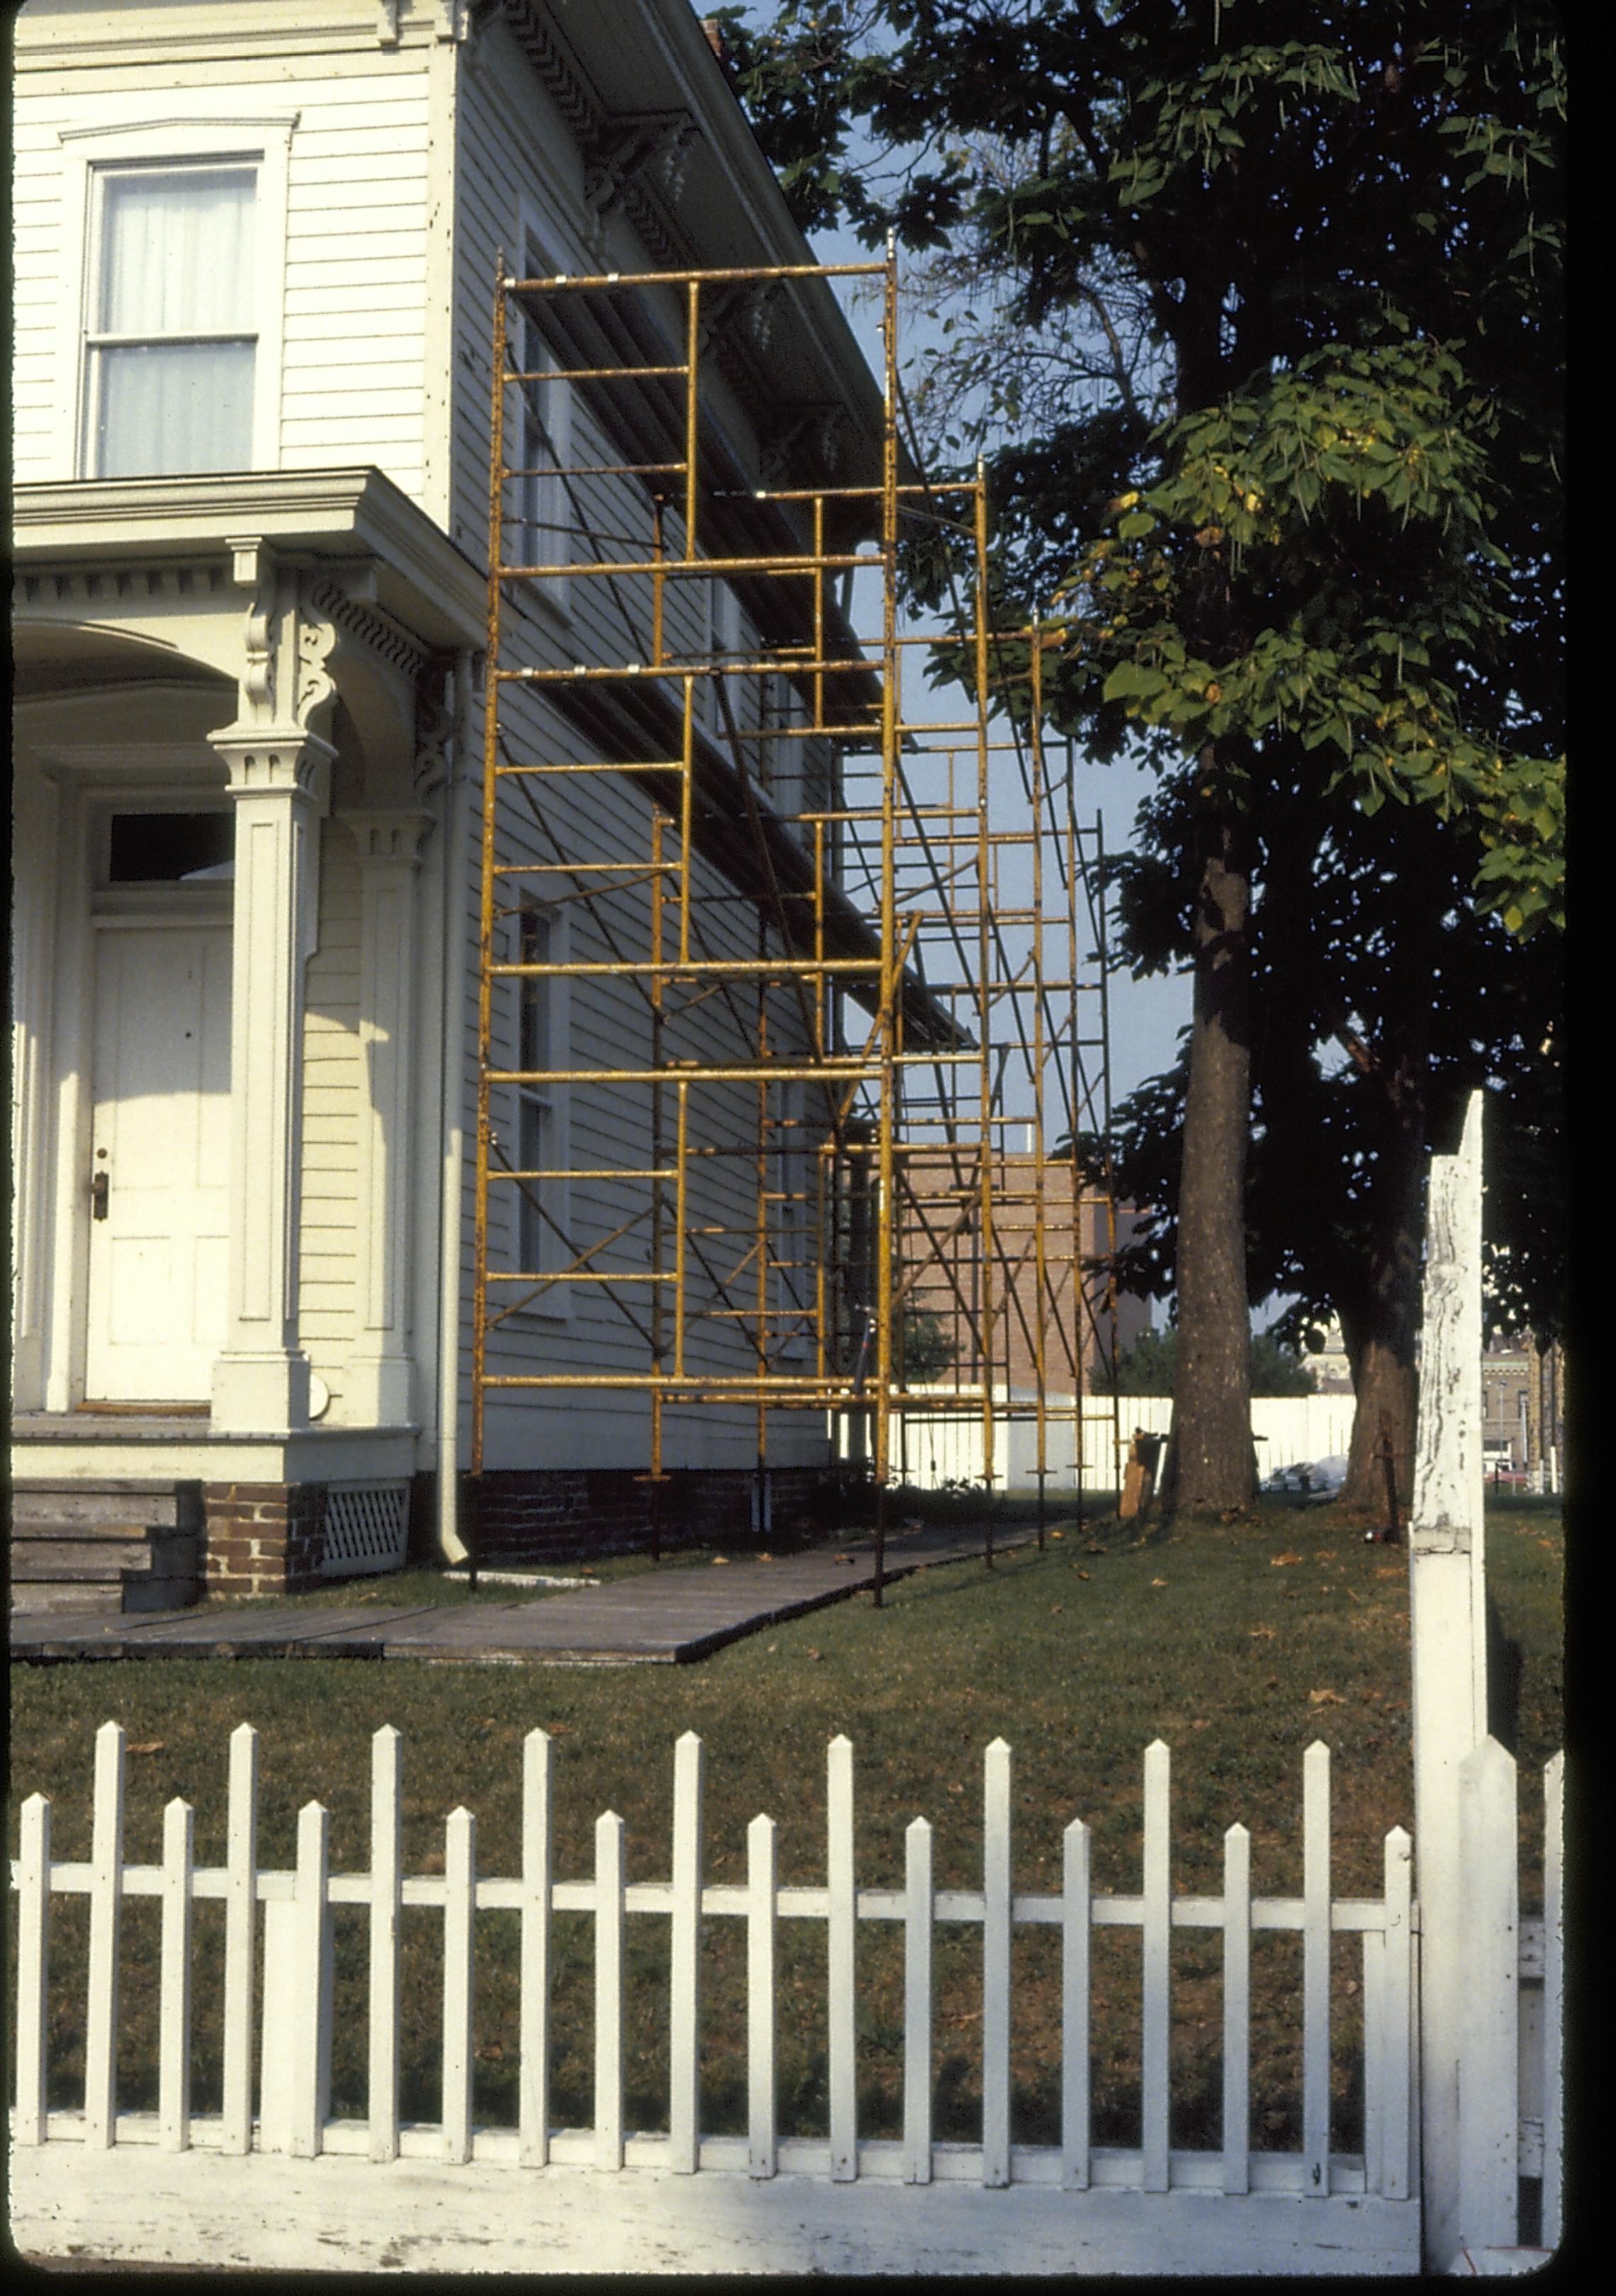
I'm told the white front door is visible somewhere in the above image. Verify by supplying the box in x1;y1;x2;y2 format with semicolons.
85;925;232;1402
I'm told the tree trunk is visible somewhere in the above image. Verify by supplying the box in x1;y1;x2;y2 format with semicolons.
1163;814;1255;1514
1340;1030;1430;1515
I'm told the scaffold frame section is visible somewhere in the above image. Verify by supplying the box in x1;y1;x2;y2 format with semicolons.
471;249;1122;1580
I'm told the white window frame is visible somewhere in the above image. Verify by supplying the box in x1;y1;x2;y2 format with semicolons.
502;889;571;1321
54;115;296;481
513;218;576;624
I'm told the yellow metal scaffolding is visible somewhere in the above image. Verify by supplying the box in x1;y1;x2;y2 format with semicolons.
471;249;1121;1592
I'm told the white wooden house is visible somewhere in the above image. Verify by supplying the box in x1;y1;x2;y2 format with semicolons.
9;0;891;1600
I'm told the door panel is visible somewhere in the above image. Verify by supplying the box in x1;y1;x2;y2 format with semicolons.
85;926;232;1401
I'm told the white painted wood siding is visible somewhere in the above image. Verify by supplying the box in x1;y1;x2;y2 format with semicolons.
298;821;364;1417
11;28;433;501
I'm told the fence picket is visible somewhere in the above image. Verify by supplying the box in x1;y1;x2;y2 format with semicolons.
1140;1739;1170;2191
369;1728;402;2161
84;1720;125;2149
289;1802;331;2160
903;1816;933;2184
1302;1743;1331;2195
1542;1752;1563;2250
595;1810;625;2170
159;1799;195;2151
747;1813;777;2179
443;1808;476;2163
1361;1928;1384;2198
1060;1817;1091;2190
1221;1824;1250;2195
520;1729;552;2166
982;1739;1012;2186
13;1794;50;2145
221;1725;258;2156
826;1735;856;2180
10;1715;1543;2253
670;1732;704;2173
1381;1826;1413;2202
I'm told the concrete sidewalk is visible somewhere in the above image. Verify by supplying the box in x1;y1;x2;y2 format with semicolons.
9;1522;1038;1666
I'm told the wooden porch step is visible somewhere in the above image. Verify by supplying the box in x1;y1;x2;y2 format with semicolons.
9;1480;203;1614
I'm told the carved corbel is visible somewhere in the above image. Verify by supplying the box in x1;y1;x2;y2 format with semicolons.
413;658;457;804
584;113;697;233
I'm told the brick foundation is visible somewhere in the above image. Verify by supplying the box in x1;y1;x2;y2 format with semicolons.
461;1465;848;1567
202;1482;327;1596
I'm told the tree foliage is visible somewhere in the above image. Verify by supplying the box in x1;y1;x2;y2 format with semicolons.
1101;1321;1315;1397
717;0;1564;1506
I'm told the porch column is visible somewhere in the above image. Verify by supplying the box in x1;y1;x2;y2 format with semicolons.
207;731;332;1434
346;809;432;1426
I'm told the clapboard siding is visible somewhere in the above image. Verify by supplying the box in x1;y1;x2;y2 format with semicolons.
10;51;433;495
298;827;363;1412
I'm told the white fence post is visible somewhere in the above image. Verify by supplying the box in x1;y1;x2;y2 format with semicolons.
1140;1739;1171;2193
1541;1752;1564;2249
442;1806;476;2164
747;1812;778;2180
369;1726;402;2162
84;1720;125;2149
1457;1735;1519;2250
1060;1816;1092;2192
1408;1089;1488;2270
826;1735;857;2180
669;1731;704;2174
13;1794;51;2145
221;1724;258;2155
981;1738;1012;2188
519;1728;552;2168
594;1809;624;2171
903;1816;933;2185
1221;1823;1250;2196
1301;1742;1332;2195
158;1798;195;2152
289;1801;332;2159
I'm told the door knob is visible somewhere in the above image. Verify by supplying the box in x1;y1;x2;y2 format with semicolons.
91;1170;109;1220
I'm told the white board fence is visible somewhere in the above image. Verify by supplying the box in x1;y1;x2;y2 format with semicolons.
10;1721;1443;2273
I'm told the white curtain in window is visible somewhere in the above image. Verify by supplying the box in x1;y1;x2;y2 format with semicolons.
92;167;257;478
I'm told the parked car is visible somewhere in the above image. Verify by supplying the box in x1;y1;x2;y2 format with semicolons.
1262;1456;1349;1502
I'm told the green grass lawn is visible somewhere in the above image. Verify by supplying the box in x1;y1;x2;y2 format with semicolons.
9;1495;1563;2158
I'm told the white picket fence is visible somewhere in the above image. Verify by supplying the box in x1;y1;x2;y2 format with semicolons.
8;1720;1447;2267
892;1393;1359;1492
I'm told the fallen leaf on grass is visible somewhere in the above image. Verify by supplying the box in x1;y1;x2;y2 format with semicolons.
710;1555;729;1567
1050;1604;1063;1614
1084;1543;1108;1555
805;1648;823;1661
1249;1626;1276;1640
758;1552;773;1562
1191;1718;1211;1731
1270;1552;1303;1568
765;1643;777;1653
833;1554;855;1565
127;1741;165;1756
947;1782;965;1795
1150;1577;1168;1587
1374;1566;1401;1579
475;2042;504;2061
1074;1569;1090;1581
1539;1538;1556;1550
1315;1551;1337;1563
1308;1689;1346;1706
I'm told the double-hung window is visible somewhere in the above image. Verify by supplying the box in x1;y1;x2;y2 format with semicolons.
84;163;259;478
